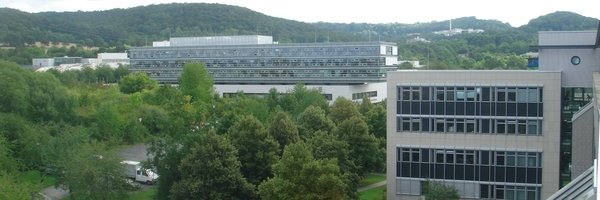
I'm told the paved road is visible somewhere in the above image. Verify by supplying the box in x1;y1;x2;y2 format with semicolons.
39;143;152;200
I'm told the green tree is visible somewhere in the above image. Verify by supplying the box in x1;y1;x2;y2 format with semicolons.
92;102;123;143
0;172;33;200
170;131;255;200
179;63;214;103
329;97;361;124
61;142;131;200
118;72;157;94
0;135;18;173
358;96;374;116
297;105;334;138
95;65;116;83
0;60;29;115
365;105;386;139
422;181;460;200
281;84;328;117
334;116;379;175
505;55;527;69
228;115;279;185
306;131;358;199
258;142;349;200
268;112;300;154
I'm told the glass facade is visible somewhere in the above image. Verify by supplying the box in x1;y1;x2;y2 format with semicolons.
398;147;542;200
559;87;593;186
129;42;397;84
396;86;544;135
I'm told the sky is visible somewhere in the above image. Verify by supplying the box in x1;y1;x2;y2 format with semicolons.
1;0;599;27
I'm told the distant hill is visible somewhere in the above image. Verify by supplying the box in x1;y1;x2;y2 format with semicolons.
520;11;599;32
314;17;514;41
0;4;598;68
0;3;358;47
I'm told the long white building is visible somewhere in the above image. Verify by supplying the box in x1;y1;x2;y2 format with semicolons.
128;35;399;102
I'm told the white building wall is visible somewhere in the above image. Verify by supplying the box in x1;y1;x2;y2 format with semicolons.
32;58;54;67
214;82;387;103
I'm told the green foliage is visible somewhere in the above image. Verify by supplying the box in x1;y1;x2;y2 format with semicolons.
334;116;380;175
521;11;599;31
228;115;279;185
268;111;300;154
0;135;18;173
297;105;334;138
118;72;157;94
0;172;34;200
180;63;214;104
280;84;329;117
170;131;255;200
0;60;29;114
329;97;362;124
359;174;386;187
61;142;131;200
258;142;349;200
365;105;386;139
422;181;460;200
0;113;50;170
306;131;359;199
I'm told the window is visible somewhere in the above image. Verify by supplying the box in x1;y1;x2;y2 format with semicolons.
446;88;455;101
436;88;445;100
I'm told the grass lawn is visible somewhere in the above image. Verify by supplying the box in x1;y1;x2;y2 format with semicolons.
359;173;386;187
359;185;386;200
16;170;57;190
129;188;157;200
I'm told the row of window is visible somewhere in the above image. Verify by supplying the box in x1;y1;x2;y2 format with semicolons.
397;117;542;135
397;148;543;184
130;47;383;59
397;101;543;117
398;148;542;167
352;91;378;100
398;86;542;103
481;185;540;200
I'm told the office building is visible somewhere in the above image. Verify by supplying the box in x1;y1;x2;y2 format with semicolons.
128;35;399;102
387;28;600;200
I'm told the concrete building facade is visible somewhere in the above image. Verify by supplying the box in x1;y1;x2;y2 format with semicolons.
128;35;399;102
387;28;600;199
387;71;561;200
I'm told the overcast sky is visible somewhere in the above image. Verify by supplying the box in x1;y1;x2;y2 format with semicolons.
2;0;599;27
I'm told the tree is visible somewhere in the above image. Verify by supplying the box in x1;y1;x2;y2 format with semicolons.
281;84;328;117
258;142;349;200
95;65;116;83
334;116;379;175
422;181;460;200
228;115;279;185
329;97;361;124
306;131;358;199
0;60;29;115
118;72;157;94
61;142;131;200
297;105;334;138
268;112;299;154
170;131;255;200
0;172;33;200
0;135;18;173
179;63;214;103
365;105;386;139
358;96;374;116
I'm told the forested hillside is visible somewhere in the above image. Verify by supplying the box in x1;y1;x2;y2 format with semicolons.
0;3;597;68
0;3;357;47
